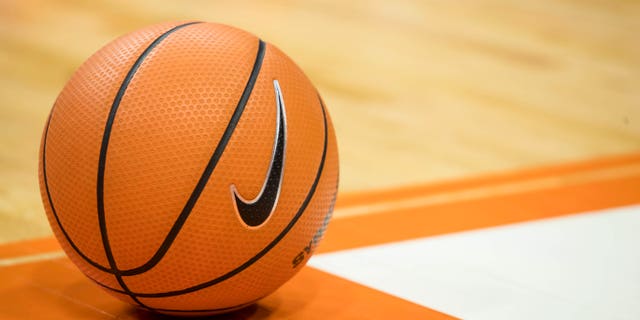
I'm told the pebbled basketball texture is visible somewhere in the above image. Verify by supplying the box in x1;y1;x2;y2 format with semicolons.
38;21;339;316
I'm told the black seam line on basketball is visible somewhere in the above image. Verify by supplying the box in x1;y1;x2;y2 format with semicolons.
42;22;204;275
86;92;328;298
96;22;203;308
90;95;328;298
128;92;330;298
115;39;267;276
54;35;266;277
41;112;112;273
89;276;124;293
96;31;265;310
91;281;256;313
91;279;258;313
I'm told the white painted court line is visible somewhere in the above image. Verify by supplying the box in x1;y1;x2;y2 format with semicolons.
0;251;65;267
309;205;640;320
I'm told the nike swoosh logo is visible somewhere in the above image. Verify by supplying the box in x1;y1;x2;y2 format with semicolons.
231;79;287;228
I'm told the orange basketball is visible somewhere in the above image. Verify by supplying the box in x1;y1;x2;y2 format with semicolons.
37;21;339;316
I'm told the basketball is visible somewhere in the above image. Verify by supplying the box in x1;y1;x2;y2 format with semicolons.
37;21;339;315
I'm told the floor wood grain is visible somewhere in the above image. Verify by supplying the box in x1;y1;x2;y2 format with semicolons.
0;0;638;242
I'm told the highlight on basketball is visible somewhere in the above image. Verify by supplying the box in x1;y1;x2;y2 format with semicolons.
0;2;638;319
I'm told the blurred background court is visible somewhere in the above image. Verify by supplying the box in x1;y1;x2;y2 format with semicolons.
1;0;639;243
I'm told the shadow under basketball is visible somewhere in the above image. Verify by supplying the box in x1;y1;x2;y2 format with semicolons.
129;303;273;320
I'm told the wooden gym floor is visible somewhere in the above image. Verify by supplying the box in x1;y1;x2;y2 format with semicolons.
0;1;639;319
1;0;639;243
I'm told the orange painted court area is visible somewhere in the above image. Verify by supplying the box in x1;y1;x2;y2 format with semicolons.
1;153;639;319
